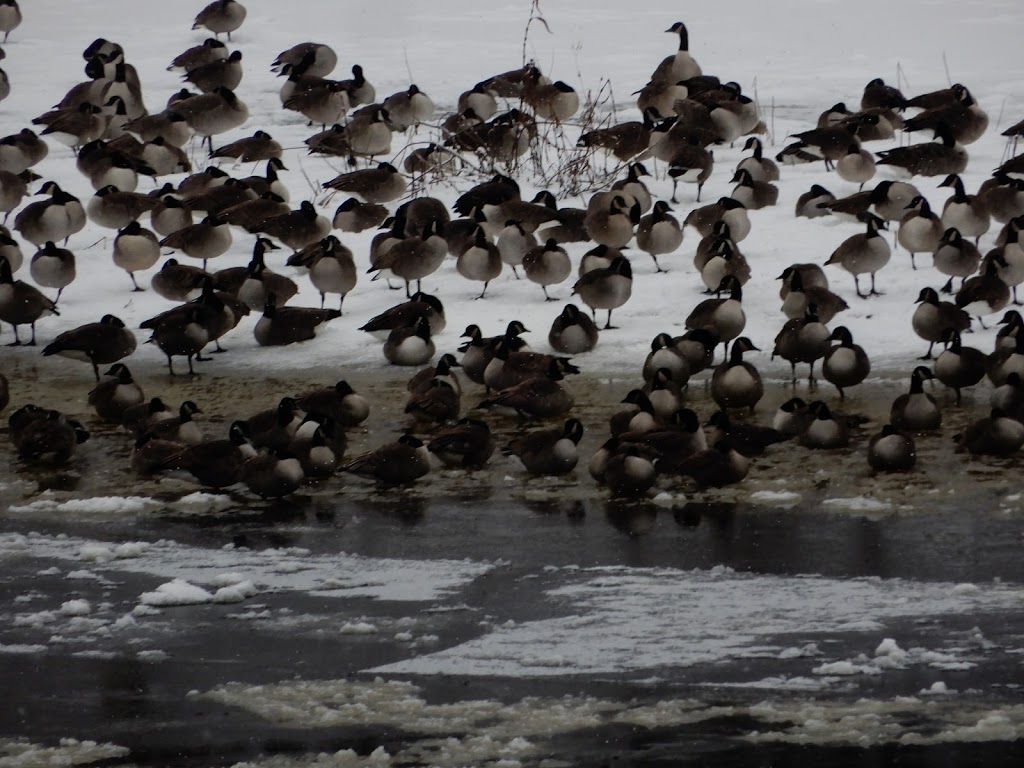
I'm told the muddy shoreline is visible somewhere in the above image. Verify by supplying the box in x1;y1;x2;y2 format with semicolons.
1;354;1019;518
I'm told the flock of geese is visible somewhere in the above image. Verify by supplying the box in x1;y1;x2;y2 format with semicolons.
2;0;1024;500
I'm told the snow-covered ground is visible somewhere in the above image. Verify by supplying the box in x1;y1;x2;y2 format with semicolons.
1;0;1023;379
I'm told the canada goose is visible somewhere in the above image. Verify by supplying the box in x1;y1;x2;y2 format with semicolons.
797;401;850;449
572;255;632;329
903;84;988;145
938;174;990;243
147;305;209;375
88;363;144;421
398;195;450;238
122;397;175;439
987;328;1024;386
0;128;47;175
652;21;701;84
458;321;528;385
642;333;690;385
371;220;447;297
13;409;89;466
505;418;583;475
613;409;707;476
35;102;108;149
150;195;193;237
287;417;346;479
727;168;777;210
14;182;86;245
876;124;968;177
122;109;192;147
192;0;247;40
610;162;653;214
495;219;537;279
456;228;502;298
237;157;288;201
168;38;228;72
251;200;331;252
478;360;575;419
172;87;249;152
860;77;907;111
286;235;356;311
446;107;537;163
184;177;257;214
954;408;1024;456
635;77;688;119
584;193;639;249
0;255;58;344
577;107;661;162
452;173;519;218
825;212;891;298
407;353;462;398
666;140;714;203
294;380;369;428
28;241;75;303
772;397;811;437
159;213;232;270
490;189;559;236
209;129;281;163
456;83;498;121
995;308;1023;349
238;449;304;499
342;434;430;485
381;84;435;131
955;254;1010;326
0;169;32;222
216;192;289;233
76;140;148;192
150;258;209;302
0;231;21;271
422;419;492;470
684;196;750;241
322;162;405;204
697;232;751;294
42;314;135;380
867;424;916;472
778;267;848;323
772;305;831;384
685;275;746;357
671;327;718;375
182;48;242;94
821;326;871;399
359;291;445;340
540;303;598;358
522;238;571;301
483;342;578;392
159;421;255;488
836;144;876;190
239;397;303;451
731;137;778;184
272;42;337;78
333;197;388;233
383;316;434;366
992;371;1024;421
978;176;1024;225
897;196;944;269
635;201;682;271
525;79;579;122
912;286;970;359
253;292;340;347
705;409;788;457
934;329;988;403
578;243;622;277
141;400;204;447
232;239;294;312
0;0;20;44
924;228;980;293
983;228;1024;304
404;379;460;424
795;184;836;218
638;370;681;422
86;185;155;229
710;336;763;412
678;438;749;488
783;119;867;170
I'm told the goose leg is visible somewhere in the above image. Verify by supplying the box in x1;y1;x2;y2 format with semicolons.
854;275;867;299
869;272;884;296
130;272;144;291
919;341;935;360
605;310;616;330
